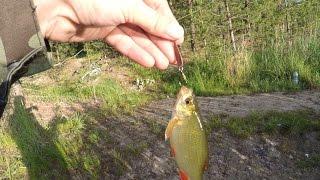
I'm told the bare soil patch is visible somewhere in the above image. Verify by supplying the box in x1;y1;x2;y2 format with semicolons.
119;90;320;179
4;84;320;179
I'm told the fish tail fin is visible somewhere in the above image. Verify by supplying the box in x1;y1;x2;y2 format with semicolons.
179;170;189;180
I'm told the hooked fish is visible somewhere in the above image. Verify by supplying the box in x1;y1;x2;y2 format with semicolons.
165;86;208;180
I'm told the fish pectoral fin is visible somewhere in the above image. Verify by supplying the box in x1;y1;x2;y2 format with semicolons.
170;147;176;157
165;117;179;141
179;169;189;180
203;159;209;171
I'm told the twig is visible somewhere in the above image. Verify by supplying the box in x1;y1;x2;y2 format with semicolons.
53;49;84;67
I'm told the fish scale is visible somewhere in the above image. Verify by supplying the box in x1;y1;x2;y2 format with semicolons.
165;86;208;180
171;114;207;180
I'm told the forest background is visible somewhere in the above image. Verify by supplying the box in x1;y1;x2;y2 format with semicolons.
1;0;320;179
52;0;320;95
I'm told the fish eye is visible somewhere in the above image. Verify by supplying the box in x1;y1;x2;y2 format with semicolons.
185;97;191;105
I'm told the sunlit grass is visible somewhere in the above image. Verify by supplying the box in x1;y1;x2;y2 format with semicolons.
206;110;320;138
1;29;319;179
0;129;26;179
0;103;147;179
130;36;320;96
50;113;101;177
25;77;151;115
0;97;69;179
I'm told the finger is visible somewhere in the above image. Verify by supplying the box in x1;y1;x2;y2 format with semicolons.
119;24;169;70
105;27;155;68
126;1;184;42
148;35;175;64
69;25;116;42
143;0;175;18
143;0;184;63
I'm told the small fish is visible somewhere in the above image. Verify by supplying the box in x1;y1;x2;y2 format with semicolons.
165;86;208;180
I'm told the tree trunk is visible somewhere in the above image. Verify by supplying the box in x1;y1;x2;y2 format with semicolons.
224;0;237;52
217;4;225;40
244;0;251;38
188;0;196;52
240;0;251;48
284;0;292;46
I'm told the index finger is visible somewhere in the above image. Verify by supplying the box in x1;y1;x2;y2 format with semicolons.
143;0;183;64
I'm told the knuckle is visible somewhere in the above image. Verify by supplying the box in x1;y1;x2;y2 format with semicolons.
144;0;166;10
152;13;164;32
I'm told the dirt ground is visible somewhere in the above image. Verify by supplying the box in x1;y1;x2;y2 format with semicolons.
5;84;320;179
117;90;320;180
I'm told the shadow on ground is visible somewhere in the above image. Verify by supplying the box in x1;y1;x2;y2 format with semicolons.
8;96;70;179
4;89;320;179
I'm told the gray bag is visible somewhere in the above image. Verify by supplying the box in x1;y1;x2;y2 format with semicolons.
0;0;52;117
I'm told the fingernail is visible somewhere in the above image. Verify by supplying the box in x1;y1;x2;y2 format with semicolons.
166;23;184;39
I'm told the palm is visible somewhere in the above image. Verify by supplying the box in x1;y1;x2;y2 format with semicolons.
36;0;184;69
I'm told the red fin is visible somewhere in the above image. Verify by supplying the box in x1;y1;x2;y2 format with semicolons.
170;147;176;157
203;159;209;171
165;117;179;141
179;170;189;180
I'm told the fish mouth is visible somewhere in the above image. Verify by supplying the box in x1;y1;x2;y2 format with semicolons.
178;86;193;96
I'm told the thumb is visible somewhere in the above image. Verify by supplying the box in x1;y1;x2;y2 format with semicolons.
126;1;184;42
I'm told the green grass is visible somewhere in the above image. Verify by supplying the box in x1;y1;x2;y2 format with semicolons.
0;96;149;179
124;143;148;157
25;77;150;115
0;56;160;178
206;110;320;138
297;155;320;169
2;29;319;179
142;118;166;139
129;36;320;96
0;129;26;179
0;96;70;179
49;113;130;178
50;114;88;173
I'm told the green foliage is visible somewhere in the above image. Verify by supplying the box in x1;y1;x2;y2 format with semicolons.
263;113;319;135
1;104;148;179
26;78;150;115
206;110;320;138
51;114;86;170
205;116;224;136
124;143;149;157
142;118;166;138
50;114;103;177
250;36;320;91
48;0;320;95
84;41;120;59
1;97;69;179
3;1;319;177
297;155;320;169
0;129;26;179
130;35;320;96
225;116;255;138
51;42;84;60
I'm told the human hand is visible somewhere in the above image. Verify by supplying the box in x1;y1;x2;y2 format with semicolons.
34;0;184;69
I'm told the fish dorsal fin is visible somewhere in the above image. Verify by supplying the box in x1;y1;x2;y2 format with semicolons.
165;117;179;141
